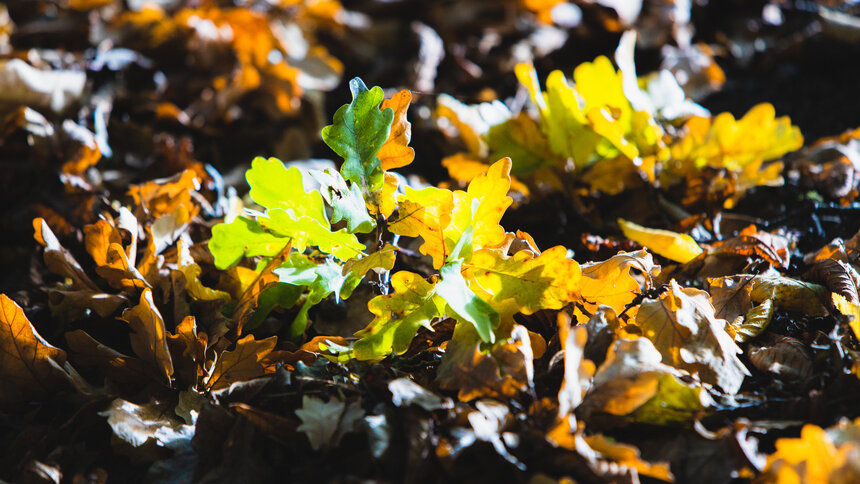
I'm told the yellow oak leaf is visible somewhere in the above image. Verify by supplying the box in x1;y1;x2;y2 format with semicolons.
580;337;712;425
579;249;659;315
389;185;454;267
632;279;749;394
465;245;581;316
391;158;512;268
618;218;703;263
378;89;414;171
353;271;446;361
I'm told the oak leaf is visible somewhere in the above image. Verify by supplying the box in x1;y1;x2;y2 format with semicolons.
121;289;174;384
378;89;414;171
632;280;749;394
580;337;712;425
352;271;445;360
465;245;581;317
322;78;393;194
0;294;69;405
579;249;659;315
204;334;276;391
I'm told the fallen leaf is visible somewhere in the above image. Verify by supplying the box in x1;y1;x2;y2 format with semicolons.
581;337;712;424
579;249;659;314
295;395;364;451
120;289;174;384
0;294;69;405
633;280;749;394
205;334;277;391
618;218;703;263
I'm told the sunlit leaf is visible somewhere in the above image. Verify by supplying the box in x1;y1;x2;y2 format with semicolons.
618;218;703;263
309;168;375;233
579;249;659;315
209;216;290;270
378;89;414;171
353;271;445;361
465;245;581;316
581;337;712;425
120;289;174;384
342;243;397;278
632;280;749;394
322;77;393;194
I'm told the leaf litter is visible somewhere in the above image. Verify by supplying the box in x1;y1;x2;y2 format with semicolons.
2;1;860;483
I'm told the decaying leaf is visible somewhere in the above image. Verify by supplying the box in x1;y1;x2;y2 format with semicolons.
748;335;813;382
437;323;534;401
633;279;749;393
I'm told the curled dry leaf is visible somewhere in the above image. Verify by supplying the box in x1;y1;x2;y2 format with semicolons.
204;334;277;392
805;258;860;303
557;312;595;417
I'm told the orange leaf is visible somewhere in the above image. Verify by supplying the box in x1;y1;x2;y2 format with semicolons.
120;289;174;384
0;294;68;405
232;241;293;336
378;89;414;171
205;334;276;391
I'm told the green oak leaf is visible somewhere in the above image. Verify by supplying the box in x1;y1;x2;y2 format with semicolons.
322;78;394;194
436;260;499;344
209;216;291;270
353;271;446;361
246;157;327;224
309;168;375;233
259;209;365;262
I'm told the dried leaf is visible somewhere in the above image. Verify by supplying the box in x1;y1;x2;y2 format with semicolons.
295;395;364;451
748;336;813;382
232;242;293;336
0;294;68;405
581;337;712;425
120;289;174;384
579;249;659;314
633;280;749;393
205;335;277;391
